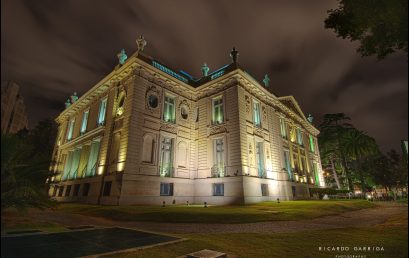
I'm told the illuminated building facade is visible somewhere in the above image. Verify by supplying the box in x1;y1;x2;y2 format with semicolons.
48;37;325;205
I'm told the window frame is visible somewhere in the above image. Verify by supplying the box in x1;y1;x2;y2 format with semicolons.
160;182;174;196
253;100;261;127
163;94;176;123
212;96;224;125
80;110;89;134
97;97;108;126
212;183;224;196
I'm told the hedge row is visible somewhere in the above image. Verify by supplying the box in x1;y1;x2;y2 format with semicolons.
309;188;350;195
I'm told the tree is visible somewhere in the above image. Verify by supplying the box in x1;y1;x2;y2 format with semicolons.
318;113;354;190
341;128;379;195
1;119;57;212
325;0;408;59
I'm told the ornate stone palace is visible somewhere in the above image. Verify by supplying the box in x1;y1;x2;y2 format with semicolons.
48;36;325;205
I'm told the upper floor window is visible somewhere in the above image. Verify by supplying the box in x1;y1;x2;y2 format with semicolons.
212;96;224;125
67;118;75;141
253;101;261;127
97;97;108;126
279;118;287;138
309;135;315;153
80;110;89;134
296;128;303;145
163;95;176;123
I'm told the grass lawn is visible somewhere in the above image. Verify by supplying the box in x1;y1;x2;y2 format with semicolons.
1;209;67;234
106;212;408;258
57;200;375;224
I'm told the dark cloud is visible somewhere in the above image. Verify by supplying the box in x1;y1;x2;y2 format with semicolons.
1;0;407;152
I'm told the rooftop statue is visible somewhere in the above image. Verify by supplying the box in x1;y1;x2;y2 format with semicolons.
117;49;128;65
307;114;314;123
136;35;147;52
262;74;270;87
230;47;239;63
65;99;71;109
70;92;78;103
201;63;210;77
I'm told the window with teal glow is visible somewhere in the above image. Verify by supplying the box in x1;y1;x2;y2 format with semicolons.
212;96;224;125
163;95;176;123
279;118;287;138
80;110;89;134
67;119;75;141
296;128;303;145
97;97;108;126
253;101;261;127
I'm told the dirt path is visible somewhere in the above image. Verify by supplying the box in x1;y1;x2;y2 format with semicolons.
22;202;407;234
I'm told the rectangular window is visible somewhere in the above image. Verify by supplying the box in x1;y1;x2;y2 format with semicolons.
80;110;89;134
62;151;74;181
159;138;173;177
58;186;64;197
52;186;58;197
296;128;303;145
212;96;224;125
309;135;315;153
73;184;80;196
279;118;287;138
97;97;108;126
312;162;320;186
82;183;90;196
261;184;268;196
163;95;176;123
283;150;292;180
103;181;112;196
160;183;174;196
65;185;72;197
213;183;224;196
256;142;265;178
213;138;225;177
67;119;75;141
86;140;101;177
253;101;261;127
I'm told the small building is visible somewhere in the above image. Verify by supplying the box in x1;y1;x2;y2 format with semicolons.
1;81;29;134
48;37;325;205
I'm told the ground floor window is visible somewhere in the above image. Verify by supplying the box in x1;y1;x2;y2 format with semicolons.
73;184;80;196
160;183;174;196
103;181;112;196
82;183;90;196
213;183;224;196
58;186;64;197
65;185;72;197
261;184;268;196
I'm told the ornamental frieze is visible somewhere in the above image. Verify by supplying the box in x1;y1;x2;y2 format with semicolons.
160;122;178;134
208;124;228;136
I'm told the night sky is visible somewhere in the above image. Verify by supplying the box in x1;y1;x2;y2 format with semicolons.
2;0;408;152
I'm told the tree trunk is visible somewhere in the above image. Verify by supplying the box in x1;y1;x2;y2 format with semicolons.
341;153;354;191
330;158;341;189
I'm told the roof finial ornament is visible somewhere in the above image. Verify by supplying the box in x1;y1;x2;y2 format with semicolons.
230;47;239;63
262;74;270;87
65;99;71;109
201;63;210;77
307;114;314;123
136;35;147;52
70;92;78;103
117;49;128;65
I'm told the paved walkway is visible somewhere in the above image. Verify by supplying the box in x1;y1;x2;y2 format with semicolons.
26;202;407;234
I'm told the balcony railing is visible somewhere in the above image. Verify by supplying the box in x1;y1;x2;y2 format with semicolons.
211;165;226;178
159;164;174;177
